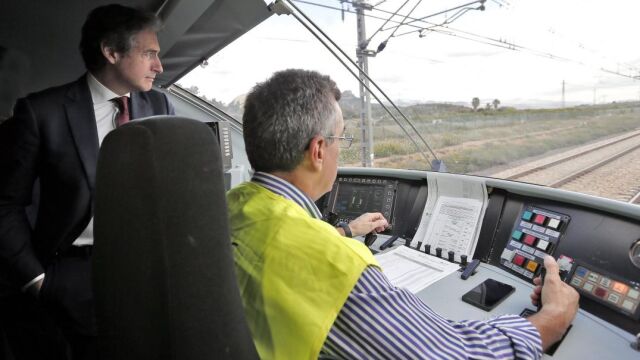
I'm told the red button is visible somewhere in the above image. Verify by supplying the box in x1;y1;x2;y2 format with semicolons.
513;255;526;266
533;214;546;225
523;234;537;246
594;287;607;298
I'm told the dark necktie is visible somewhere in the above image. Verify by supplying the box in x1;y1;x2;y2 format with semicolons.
112;96;130;127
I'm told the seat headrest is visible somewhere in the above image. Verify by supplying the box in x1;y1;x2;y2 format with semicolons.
93;116;258;360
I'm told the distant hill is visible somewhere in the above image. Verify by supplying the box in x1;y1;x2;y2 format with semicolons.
181;84;622;121
338;90;471;119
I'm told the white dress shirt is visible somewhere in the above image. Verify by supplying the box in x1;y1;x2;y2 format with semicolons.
73;73;129;246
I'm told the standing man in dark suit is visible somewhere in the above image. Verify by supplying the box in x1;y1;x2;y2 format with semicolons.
0;4;175;359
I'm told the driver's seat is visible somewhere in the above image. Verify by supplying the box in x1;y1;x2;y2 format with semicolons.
92;117;258;360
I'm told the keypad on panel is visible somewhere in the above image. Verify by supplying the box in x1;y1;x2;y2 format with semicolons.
502;206;568;281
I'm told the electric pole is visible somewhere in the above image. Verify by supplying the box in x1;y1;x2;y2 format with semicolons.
354;0;374;167
561;80;565;108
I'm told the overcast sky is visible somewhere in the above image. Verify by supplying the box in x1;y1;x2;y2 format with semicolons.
178;0;640;107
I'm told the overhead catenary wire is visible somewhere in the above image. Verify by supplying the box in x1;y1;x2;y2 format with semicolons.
280;0;441;166
380;0;484;31
365;0;640;79
382;0;423;42
293;0;541;55
367;0;411;44
292;0;640;81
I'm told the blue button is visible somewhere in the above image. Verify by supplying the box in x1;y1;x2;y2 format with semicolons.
575;266;588;278
522;211;533;221
512;230;523;240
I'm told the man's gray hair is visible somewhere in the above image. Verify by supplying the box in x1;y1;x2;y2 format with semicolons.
242;69;342;172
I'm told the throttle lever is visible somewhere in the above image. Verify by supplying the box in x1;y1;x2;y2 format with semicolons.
537;267;547;312
364;231;377;248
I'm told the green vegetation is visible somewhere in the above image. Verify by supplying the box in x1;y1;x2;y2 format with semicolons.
340;102;640;173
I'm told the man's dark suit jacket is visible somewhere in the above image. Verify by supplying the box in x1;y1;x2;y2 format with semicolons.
0;74;175;292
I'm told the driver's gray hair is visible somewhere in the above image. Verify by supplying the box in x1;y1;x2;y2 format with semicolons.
242;69;342;173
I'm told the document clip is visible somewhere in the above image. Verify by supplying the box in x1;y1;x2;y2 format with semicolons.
460;259;480;280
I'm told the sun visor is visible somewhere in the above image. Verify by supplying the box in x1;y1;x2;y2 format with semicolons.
156;0;272;87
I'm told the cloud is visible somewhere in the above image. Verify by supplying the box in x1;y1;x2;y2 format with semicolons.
445;50;502;58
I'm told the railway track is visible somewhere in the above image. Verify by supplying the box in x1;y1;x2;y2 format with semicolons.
547;142;640;188
504;131;640;180
493;129;640;203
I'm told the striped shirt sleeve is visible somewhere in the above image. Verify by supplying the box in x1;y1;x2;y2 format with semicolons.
321;267;543;360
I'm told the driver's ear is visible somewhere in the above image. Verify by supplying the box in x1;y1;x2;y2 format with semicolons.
307;135;326;171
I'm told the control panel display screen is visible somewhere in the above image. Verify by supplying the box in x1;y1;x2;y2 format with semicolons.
334;185;387;217
325;177;397;227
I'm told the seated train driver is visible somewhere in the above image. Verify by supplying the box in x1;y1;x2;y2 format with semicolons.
227;69;579;359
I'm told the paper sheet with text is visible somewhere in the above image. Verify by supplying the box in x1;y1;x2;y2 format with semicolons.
375;246;460;294
411;174;488;263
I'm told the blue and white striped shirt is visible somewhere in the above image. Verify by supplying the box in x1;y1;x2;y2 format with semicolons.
252;172;323;219
322;267;542;359
252;172;543;359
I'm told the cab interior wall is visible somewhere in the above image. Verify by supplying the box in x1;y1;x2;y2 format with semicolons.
0;0;162;95
0;0;270;97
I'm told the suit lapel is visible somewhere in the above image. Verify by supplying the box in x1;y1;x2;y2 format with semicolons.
130;91;150;119
65;76;99;192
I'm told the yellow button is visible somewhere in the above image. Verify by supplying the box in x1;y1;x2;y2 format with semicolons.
525;260;539;272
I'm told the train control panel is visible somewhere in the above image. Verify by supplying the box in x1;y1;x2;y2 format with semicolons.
319;168;640;358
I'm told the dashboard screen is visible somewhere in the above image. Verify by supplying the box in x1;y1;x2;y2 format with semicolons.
325;177;397;226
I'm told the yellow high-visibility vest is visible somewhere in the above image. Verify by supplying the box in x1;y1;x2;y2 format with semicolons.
227;182;378;360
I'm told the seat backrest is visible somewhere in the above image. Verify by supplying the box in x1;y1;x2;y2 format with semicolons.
93;117;258;360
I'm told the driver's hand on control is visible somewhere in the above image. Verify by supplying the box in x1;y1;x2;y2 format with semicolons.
348;212;388;237
528;256;579;350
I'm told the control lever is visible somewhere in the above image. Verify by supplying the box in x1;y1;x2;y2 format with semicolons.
460;259;480;280
537;267;547;312
559;269;569;282
325;211;339;226
379;235;399;250
536;264;574;356
364;231;377;248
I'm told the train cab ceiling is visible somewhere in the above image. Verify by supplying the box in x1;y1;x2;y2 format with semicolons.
0;0;272;95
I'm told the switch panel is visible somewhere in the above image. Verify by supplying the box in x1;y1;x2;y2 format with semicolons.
569;264;640;320
501;205;570;281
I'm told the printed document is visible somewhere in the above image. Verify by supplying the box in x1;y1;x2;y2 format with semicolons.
412;174;488;263
375;246;460;294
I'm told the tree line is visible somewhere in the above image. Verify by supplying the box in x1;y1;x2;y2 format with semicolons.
472;97;500;111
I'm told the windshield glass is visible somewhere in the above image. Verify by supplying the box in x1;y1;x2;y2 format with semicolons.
177;0;640;204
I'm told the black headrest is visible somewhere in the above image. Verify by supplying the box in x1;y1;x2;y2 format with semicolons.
93;117;258;360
